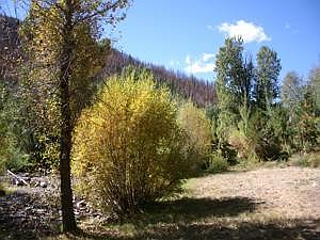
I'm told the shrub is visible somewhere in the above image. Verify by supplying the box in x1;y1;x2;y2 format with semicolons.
177;101;212;171
228;128;249;160
6;155;30;172
296;152;320;168
0;124;31;173
0;82;30;172
206;153;229;173
242;110;283;162
298;157;309;167
307;152;320;168
72;68;189;217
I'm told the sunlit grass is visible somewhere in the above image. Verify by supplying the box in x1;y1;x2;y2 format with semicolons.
0;182;17;195
290;151;320;168
18;165;320;239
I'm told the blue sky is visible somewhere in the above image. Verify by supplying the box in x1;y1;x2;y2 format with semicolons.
113;0;320;82
1;0;319;82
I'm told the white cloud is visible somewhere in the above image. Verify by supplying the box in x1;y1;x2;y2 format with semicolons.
218;20;271;43
185;62;215;74
202;53;215;62
184;53;215;74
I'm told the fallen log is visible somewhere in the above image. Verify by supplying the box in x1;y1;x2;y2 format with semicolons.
7;169;30;187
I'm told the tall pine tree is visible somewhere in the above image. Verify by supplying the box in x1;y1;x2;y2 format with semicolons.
214;37;254;151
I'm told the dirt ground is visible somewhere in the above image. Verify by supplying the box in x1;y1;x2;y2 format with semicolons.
187;166;320;220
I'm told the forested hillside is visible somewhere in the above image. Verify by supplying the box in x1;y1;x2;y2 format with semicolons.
101;49;216;107
0;15;215;108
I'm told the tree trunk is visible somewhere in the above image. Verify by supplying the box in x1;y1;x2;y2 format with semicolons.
59;0;77;232
60;77;77;232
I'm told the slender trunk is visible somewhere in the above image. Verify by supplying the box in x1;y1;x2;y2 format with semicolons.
59;0;77;232
60;76;77;232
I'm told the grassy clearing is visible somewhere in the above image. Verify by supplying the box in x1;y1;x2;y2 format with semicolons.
48;203;320;240
1;164;319;240
44;166;320;240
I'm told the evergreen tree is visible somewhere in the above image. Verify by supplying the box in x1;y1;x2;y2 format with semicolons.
214;37;254;155
215;38;249;112
308;65;320;116
255;46;281;114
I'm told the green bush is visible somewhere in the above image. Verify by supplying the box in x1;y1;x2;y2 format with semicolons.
242;110;283;162
296;152;320;168
0;121;31;172
72;68;190;217
206;153;229;173
0;82;30;172
298;157;309;167
4;152;30;172
308;153;320;168
177;101;212;171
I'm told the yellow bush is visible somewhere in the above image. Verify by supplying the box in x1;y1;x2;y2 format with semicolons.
72;68;188;216
178;101;212;170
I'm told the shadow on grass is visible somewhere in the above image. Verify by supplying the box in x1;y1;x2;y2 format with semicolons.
80;218;320;240
133;218;320;240
137;196;258;225
2;192;320;240
79;197;320;240
53;197;258;239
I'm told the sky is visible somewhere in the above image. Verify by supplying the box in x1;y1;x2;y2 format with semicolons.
1;0;320;82
112;0;320;82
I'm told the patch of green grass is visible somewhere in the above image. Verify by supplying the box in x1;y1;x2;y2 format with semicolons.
304;152;320;167
0;182;17;196
228;158;263;172
206;154;229;173
290;152;320;168
15;166;320;240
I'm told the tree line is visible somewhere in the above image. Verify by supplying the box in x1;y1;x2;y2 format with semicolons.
211;37;319;163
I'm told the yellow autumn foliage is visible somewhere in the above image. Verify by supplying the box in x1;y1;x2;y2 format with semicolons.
72;68;189;216
18;2;108;168
178;101;212;169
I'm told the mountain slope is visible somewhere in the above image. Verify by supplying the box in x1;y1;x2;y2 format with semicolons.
0;15;216;107
101;49;216;107
0;15;21;82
